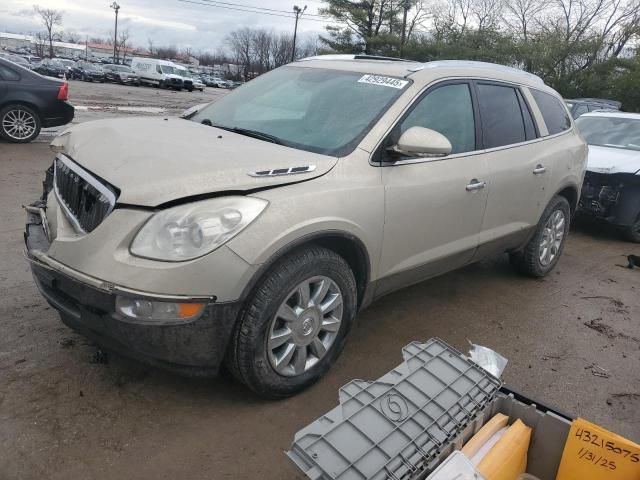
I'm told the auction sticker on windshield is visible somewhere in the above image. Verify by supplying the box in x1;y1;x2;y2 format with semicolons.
358;74;408;89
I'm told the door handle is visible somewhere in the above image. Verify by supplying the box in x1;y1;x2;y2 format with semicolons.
466;179;486;191
533;164;546;174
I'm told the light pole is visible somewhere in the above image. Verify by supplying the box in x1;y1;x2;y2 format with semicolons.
110;1;120;64
291;4;306;62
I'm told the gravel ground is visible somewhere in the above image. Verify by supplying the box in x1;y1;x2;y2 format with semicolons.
0;81;638;479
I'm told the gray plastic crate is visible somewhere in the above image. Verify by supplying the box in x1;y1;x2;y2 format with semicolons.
287;338;502;480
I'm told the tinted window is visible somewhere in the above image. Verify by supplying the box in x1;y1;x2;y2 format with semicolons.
477;84;527;148
0;64;20;81
531;89;571;135
399;83;476;154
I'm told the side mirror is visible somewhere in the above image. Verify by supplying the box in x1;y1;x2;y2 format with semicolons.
389;126;452;157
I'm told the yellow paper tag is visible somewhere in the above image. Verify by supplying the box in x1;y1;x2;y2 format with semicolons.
556;418;640;480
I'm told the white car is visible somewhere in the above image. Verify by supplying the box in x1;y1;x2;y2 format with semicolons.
576;111;640;242
192;77;205;91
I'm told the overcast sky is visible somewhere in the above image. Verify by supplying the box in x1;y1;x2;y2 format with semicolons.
0;0;331;52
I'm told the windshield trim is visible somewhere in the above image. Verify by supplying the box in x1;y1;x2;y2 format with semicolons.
192;66;412;158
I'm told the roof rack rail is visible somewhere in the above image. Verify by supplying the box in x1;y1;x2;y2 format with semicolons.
353;54;413;62
297;54;416;63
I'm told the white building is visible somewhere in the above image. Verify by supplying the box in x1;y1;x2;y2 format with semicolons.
0;32;86;58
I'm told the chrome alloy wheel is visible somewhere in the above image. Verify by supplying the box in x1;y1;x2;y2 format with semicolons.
2;108;37;141
539;209;566;266
267;276;343;377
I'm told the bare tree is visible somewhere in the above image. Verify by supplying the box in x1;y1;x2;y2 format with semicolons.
271;33;294;67
252;29;273;73
503;0;548;40
227;28;254;78
471;0;504;31
34;6;63;58
147;37;155;56
404;0;430;43
118;29;131;63
33;31;47;58
156;45;178;59
62;30;81;44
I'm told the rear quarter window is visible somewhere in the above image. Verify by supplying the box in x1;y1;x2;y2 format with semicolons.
531;89;572;135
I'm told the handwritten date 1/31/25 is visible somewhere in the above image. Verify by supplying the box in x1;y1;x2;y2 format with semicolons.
577;447;617;470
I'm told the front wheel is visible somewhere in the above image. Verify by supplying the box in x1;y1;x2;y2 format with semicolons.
510;196;571;277
226;246;357;398
0;104;41;143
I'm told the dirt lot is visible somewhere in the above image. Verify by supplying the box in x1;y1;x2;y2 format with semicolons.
1;82;639;479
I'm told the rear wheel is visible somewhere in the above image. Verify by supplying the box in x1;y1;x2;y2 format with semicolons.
225;246;357;398
0;104;41;143
510;196;571;277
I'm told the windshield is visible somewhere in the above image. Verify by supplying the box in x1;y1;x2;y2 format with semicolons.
576;116;640;151
113;65;131;72
191;66;409;156
161;65;176;74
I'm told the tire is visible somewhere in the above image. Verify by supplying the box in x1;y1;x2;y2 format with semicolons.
225;246;357;398
158;80;165;89
510;196;571;277
624;214;640;243
188;88;193;92
0;104;42;143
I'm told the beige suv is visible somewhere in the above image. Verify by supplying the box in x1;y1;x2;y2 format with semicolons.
25;56;587;397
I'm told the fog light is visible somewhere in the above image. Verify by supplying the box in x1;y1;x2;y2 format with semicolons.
115;296;205;322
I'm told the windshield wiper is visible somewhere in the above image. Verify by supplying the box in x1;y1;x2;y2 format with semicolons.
210;124;284;145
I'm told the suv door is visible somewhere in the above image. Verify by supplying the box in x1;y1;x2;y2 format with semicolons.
376;81;490;295
473;82;550;258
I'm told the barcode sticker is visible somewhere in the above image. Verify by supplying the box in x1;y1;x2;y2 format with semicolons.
358;74;408;89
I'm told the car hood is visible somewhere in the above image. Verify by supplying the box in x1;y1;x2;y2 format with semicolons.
587;145;640;174
51;117;337;207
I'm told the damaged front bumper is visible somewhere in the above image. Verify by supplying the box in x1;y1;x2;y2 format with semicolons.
24;206;242;376
578;170;640;227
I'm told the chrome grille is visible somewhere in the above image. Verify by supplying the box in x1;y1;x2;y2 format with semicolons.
54;155;117;233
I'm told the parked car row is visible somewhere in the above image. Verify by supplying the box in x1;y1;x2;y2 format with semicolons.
1;49;242;93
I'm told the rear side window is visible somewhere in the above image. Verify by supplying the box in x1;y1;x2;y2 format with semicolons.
531;89;571;135
0;64;20;81
477;84;527;148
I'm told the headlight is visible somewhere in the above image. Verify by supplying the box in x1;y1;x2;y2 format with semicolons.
130;196;268;261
